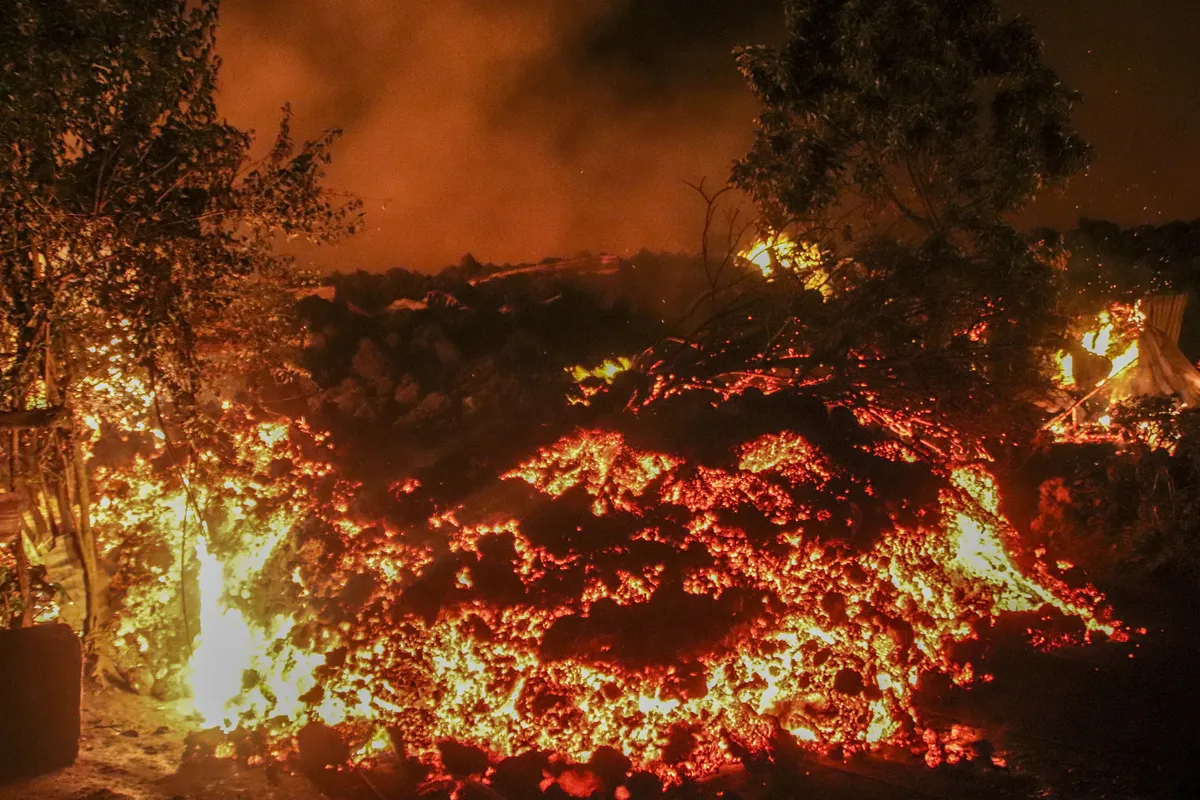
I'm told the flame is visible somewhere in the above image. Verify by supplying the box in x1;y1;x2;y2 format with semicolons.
569;358;632;384
188;536;254;728
567;358;634;405
739;235;829;294
1050;304;1149;444
93;408;346;726
1109;340;1140;379
1081;312;1114;358
1055;352;1075;388
1053;306;1142;390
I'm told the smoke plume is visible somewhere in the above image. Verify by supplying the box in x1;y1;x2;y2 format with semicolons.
217;0;782;272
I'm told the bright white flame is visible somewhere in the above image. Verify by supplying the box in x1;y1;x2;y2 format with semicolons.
1055;352;1075;388
1109;341;1139;379
188;537;253;729
1081;313;1113;357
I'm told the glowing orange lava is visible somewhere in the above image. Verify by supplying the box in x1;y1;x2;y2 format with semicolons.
275;426;1119;783
92;400;1121;784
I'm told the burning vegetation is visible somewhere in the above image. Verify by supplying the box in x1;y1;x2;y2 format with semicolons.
5;2;1200;799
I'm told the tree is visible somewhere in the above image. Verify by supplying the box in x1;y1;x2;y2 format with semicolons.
0;0;360;644
683;0;1091;439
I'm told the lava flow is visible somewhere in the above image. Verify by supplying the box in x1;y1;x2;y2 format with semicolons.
221;413;1117;782
88;384;1122;784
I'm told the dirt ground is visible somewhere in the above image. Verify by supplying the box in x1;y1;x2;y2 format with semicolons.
0;691;329;800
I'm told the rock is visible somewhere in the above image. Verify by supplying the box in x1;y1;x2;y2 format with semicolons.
411;323;461;365
351;338;390;384
296;722;349;771
399;392;449;427
0;623;81;782
588;746;632;788
124;667;156;695
330;378;375;419
554;768;600;798
623;771;663;799
436;740;489;776
661;724;697;765
820;587;849;623
491;751;549;797
458;253;484;275
337;573;376;610
433;339;461;366
833;667;864;695
393;376;421;406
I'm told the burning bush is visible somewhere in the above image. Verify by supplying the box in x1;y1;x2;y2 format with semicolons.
93;406;344;703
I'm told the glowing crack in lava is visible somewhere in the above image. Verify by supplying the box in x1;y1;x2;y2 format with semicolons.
260;424;1124;783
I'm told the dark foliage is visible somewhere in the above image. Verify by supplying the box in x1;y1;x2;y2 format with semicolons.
682;0;1094;442
0;0;358;640
1001;402;1200;585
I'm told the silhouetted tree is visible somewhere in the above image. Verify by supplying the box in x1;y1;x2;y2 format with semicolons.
684;0;1092;439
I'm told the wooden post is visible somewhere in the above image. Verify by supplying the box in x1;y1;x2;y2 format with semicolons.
1;491;28;630
5;427;31;628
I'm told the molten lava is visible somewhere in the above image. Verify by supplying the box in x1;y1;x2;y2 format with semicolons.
92;394;1120;784
243;423;1116;783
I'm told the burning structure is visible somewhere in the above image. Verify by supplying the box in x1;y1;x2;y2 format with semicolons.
1047;295;1200;446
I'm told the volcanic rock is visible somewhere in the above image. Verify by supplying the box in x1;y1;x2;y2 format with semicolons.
351;338;390;384
297;721;349;771
394;375;421;406
623;771;664;799
833;667;864;695
491;750;551;797
399;391;450;427
437;740;490;777
587;746;632;788
661;724;698;765
820;591;848;624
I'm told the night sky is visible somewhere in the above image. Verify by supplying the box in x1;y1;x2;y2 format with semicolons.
215;0;1200;271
